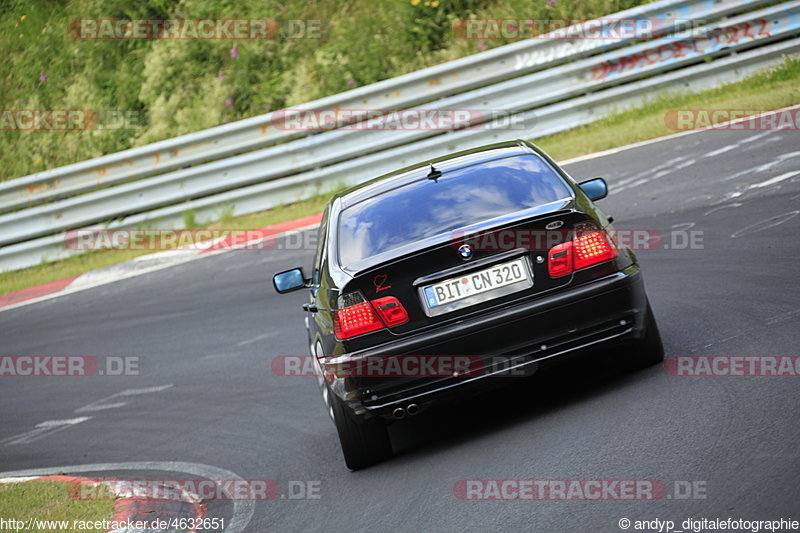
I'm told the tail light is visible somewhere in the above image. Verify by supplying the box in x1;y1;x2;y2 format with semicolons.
573;230;617;270
334;292;409;340
548;230;617;278
371;296;409;326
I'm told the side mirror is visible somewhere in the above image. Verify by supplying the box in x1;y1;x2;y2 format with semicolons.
578;177;608;201
273;268;307;294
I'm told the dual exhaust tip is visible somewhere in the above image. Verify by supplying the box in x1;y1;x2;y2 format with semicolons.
392;403;419;419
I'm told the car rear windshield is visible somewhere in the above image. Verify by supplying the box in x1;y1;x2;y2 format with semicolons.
337;154;572;266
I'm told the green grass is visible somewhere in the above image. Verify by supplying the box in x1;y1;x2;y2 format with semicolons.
0;481;114;533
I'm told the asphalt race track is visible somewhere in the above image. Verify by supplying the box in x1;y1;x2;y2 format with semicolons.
2;127;799;532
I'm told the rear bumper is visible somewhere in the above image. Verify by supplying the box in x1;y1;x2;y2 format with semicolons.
324;265;648;421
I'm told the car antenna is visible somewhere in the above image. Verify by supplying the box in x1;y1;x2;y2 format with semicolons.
427;164;442;182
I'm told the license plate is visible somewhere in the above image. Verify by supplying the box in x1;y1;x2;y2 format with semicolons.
421;258;532;310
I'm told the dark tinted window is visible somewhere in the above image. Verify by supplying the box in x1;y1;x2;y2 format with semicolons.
337;154;572;265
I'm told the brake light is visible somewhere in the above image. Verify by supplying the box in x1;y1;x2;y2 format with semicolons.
371;296;409;326
334;292;409;340
334;300;383;340
573;231;617;270
548;230;617;278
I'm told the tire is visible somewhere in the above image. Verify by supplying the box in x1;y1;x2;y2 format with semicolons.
328;384;392;470
626;303;665;368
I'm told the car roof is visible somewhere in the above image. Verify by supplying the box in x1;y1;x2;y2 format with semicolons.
334;139;541;210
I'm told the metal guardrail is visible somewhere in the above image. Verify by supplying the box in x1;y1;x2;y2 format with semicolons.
1;1;798;271
0;0;774;213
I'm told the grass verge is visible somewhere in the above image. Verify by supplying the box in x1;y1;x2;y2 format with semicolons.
1;57;798;297
0;480;114;533
536;57;800;160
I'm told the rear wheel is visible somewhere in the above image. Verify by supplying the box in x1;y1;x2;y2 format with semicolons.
328;384;392;470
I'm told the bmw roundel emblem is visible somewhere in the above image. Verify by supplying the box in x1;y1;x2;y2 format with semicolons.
458;244;473;260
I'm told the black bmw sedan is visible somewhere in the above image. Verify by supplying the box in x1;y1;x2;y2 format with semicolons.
274;139;663;469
